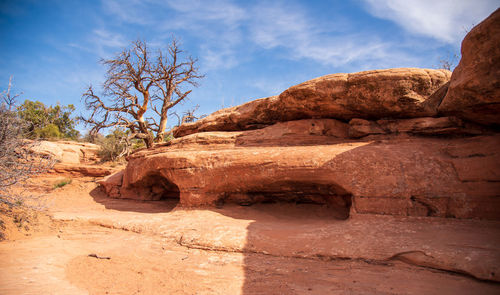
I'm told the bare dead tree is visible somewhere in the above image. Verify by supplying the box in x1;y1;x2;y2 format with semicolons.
170;104;206;127
438;51;460;71
0;78;54;207
81;39;203;148
1;76;22;111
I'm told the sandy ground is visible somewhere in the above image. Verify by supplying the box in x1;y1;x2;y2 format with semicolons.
1;175;499;294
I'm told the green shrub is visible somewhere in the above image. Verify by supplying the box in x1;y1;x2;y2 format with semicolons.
97;129;128;162
17;99;80;140
163;133;174;142
34;123;61;139
53;178;72;189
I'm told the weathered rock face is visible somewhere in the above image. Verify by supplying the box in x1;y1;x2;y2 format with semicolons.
31;140;100;164
349;116;483;138
100;12;500;221
174;68;451;137
101;129;500;220
439;8;500;126
52;163;117;177
31;140;113;177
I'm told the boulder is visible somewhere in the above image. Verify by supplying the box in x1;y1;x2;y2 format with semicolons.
98;170;124;198
278;68;450;120
174;68;451;137
439;8;500;126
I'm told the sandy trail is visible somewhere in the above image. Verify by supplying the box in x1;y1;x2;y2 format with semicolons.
0;175;499;294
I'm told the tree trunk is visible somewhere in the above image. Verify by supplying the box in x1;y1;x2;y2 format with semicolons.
156;90;172;143
155;116;168;142
138;116;154;148
143;135;154;148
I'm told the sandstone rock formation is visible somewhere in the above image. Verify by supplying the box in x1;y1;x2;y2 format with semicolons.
31;140;100;164
100;11;500;221
100;127;500;220
439;8;500;126
30;140;116;177
52;163;117;177
173;68;451;137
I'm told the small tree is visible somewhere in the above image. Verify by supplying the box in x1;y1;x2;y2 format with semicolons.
438;52;460;71
96;129;129;162
81;39;203;148
170;104;206;126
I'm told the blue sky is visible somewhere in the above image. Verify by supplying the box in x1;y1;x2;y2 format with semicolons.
1;0;498;132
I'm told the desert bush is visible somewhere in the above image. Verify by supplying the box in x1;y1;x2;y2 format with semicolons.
97;129;129;162
0;79;54;207
34;123;61;139
17;99;80;140
95;128;150;162
81;131;104;144
437;52;460;71
53;178;72;189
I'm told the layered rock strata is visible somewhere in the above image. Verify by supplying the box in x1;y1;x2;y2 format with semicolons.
32;140;100;164
173;68;451;137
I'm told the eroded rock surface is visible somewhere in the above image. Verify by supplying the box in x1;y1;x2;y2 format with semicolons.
174;68;451;137
101;131;500;220
52;163;117;177
32;140;100;164
439;8;500;126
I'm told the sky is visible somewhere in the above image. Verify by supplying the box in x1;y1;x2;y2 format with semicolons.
0;0;498;133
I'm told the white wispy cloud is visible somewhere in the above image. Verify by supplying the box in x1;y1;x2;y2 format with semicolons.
200;46;240;70
252;78;293;96
87;29;129;58
95;0;430;70
93;29;128;48
249;2;311;49
101;0;152;25
159;0;246;70
247;1;416;68
361;0;499;43
164;0;246;26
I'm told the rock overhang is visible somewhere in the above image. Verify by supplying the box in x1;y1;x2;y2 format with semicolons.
98;9;500;220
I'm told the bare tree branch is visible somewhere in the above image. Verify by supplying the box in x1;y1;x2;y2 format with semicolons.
1;76;23;111
169;105;205;127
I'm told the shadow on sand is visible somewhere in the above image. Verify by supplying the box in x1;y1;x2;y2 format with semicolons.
89;186;179;214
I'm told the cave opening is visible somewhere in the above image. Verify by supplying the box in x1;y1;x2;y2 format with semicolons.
137;173;180;201
225;181;352;220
